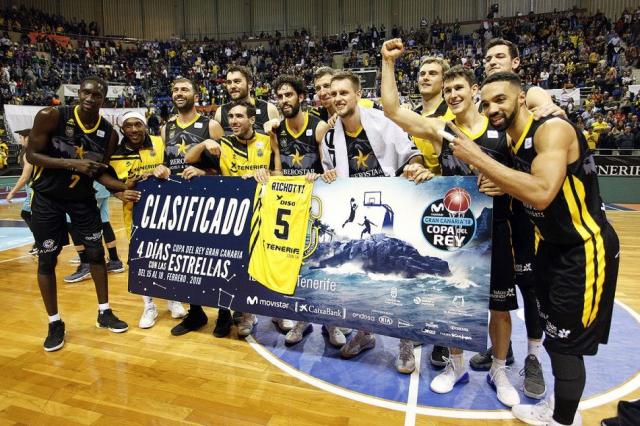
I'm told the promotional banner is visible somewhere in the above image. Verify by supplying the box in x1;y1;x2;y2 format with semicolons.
59;84;135;99
595;155;640;176
129;176;493;351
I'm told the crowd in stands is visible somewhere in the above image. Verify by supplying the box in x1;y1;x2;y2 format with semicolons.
1;4;639;150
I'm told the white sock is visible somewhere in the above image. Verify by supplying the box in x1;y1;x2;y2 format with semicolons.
98;302;110;313
491;357;506;374
142;296;153;306
48;313;61;323
528;338;543;359
450;353;465;373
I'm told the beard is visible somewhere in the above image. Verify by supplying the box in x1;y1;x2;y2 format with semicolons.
173;96;195;113
230;87;248;100
282;103;300;118
490;102;518;131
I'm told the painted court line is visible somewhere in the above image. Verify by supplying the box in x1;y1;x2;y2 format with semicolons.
404;345;422;426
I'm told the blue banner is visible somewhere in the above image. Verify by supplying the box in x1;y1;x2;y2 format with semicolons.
129;176;493;352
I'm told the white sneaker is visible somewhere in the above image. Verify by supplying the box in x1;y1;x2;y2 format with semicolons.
326;326;346;347
285;322;312;345
167;300;187;319
272;317;295;332
138;303;158;329
430;358;469;393
238;313;257;337
512;398;581;426
487;366;520;407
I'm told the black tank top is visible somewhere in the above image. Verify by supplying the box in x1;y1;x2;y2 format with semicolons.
511;116;609;245
276;112;324;175
219;99;272;135
439;117;510;223
31;105;113;200
164;114;210;174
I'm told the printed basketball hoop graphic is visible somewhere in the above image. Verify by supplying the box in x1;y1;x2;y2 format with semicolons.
363;191;394;229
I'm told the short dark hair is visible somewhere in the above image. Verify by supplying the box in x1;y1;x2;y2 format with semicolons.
486;38;520;60
172;77;197;93
481;71;522;88
273;75;307;96
226;65;254;85
313;66;335;81
80;75;108;96
228;100;256;118
443;65;477;87
331;70;361;91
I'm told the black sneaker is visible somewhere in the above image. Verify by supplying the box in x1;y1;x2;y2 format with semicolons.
107;259;125;273
213;309;233;338
96;309;129;333
170;306;207;336
28;244;38;256
521;354;546;399
430;345;450;367
469;342;514;371
44;320;65;352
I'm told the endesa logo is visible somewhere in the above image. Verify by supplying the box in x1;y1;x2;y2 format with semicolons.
421;188;476;251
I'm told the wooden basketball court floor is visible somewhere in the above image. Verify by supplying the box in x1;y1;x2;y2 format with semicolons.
0;198;638;426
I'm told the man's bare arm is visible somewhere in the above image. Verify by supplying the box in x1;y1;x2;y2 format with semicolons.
449;120;573;210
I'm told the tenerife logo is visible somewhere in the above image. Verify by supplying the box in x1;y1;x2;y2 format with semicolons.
421;187;476;251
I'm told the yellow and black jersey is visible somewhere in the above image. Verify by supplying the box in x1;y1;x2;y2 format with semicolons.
164;114;210;175
31;105;113;200
511;116;609;246
110;135;164;237
219;99;272;135
412;99;455;175
440;116;510;223
248;176;314;294
345;127;385;177
276;113;323;175
219;132;272;177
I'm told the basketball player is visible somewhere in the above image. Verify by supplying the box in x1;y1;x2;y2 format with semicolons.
468;37;558;400
6;128;37;255
262;74;329;338
214;65;279;135
359;216;376;238
451;71;619;426
153;77;224;337
320;70;429;359
187;100;277;338
401;56;456;374
110;110;186;329
381;39;520;407
342;198;357;228
26;76;141;352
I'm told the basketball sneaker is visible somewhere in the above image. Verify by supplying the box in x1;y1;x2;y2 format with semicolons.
44;320;65;352
285;322;312;345
512;397;583;425
521;354;546;399
237;313;257;337
28;244;38;256
322;325;346;347
96;309;129;333
64;263;91;283
470;342;515;370
213;309;232;338
430;358;469;393
272;317;295;332
138;303;158;329
340;331;375;358
167;300;187;319
171;306;208;336
107;259;125;273
396;339;416;374
430;345;450;367
487;365;520;407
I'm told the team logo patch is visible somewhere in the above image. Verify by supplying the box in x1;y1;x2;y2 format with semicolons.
43;239;55;249
421;187;475;251
65;125;75;137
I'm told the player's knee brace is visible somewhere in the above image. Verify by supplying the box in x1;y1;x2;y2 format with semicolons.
37;255;57;275
84;245;105;264
549;351;585;382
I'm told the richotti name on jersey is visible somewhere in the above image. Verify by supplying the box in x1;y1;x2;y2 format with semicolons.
265;181;306;255
140;194;251;235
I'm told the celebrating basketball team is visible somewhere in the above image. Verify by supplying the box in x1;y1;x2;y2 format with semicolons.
25;29;619;425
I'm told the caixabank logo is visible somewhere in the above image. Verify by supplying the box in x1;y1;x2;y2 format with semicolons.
421;188;476;251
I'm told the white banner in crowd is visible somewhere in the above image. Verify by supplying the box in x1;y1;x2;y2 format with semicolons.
4;105;145;144
59;84;134;99
546;88;581;106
